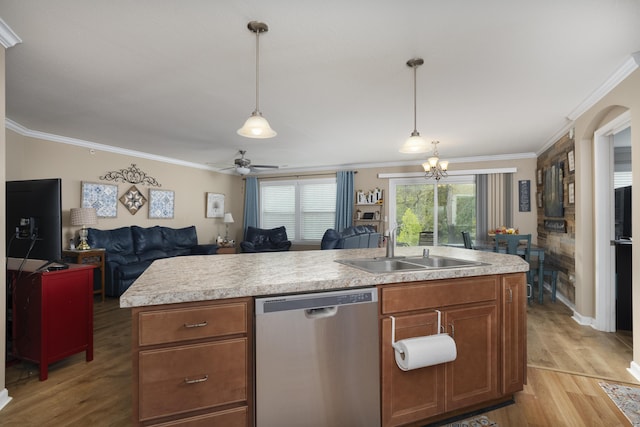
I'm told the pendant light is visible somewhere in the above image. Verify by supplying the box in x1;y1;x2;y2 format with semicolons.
422;140;448;180
399;58;429;153
237;21;277;139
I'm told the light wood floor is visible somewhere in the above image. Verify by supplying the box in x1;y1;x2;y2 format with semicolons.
0;290;637;426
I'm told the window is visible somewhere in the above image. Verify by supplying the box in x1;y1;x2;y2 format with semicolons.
260;178;336;242
390;176;476;246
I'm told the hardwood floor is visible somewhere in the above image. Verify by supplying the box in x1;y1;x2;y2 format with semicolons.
0;289;637;426
1;297;132;426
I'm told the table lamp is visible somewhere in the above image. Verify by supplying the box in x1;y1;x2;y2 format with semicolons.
223;212;234;241
70;207;98;250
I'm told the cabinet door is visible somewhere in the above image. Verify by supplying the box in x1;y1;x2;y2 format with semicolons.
444;303;499;411
381;312;444;427
501;273;527;393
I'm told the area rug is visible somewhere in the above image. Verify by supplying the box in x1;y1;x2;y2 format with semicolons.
440;415;498;427
599;381;640;426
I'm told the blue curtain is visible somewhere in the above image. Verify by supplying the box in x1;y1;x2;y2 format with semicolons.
335;171;354;232
243;177;259;238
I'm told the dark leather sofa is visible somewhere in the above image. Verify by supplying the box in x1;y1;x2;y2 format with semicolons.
87;225;217;297
321;225;381;249
240;226;292;253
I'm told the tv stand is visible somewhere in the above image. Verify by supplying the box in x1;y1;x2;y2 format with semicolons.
7;258;95;381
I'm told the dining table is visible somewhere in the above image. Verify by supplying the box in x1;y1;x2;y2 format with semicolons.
474;239;546;304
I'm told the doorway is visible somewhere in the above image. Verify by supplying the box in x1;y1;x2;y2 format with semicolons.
593;111;631;332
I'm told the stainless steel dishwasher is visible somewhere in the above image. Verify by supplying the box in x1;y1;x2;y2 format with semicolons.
255;287;380;427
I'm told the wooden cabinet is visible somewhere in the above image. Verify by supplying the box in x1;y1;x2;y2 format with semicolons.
7;259;94;381
501;273;527;394
379;274;524;427
132;298;253;426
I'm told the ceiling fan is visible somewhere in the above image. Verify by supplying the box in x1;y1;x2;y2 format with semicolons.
230;150;279;175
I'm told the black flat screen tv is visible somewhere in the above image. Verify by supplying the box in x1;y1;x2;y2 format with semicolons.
6;178;63;262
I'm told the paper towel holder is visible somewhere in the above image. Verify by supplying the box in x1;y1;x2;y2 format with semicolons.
390;310;448;355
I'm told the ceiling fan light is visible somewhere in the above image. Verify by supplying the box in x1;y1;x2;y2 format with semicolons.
236;166;251;175
399;134;429;153
237;113;277;138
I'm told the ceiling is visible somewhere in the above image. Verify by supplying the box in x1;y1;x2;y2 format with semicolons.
2;1;640;174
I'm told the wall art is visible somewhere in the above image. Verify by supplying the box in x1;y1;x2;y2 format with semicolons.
120;185;147;215
206;193;224;218
544;162;564;218
100;163;161;187
149;189;175;219
518;180;530;212
567;150;575;172
81;181;118;218
568;182;575;204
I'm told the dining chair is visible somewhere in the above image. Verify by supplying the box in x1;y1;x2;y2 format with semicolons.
418;231;434;246
494;233;533;303
461;231;474;249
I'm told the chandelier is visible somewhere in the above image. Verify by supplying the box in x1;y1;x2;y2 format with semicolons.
422;141;449;180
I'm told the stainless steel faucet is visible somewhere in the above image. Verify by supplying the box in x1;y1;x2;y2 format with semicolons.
386;225;396;258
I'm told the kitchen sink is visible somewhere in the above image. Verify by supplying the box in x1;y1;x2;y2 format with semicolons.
336;255;486;273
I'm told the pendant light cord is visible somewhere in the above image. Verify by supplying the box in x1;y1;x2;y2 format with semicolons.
254;29;260;114
412;64;417;134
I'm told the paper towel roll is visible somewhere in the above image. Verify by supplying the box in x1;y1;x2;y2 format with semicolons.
393;334;457;371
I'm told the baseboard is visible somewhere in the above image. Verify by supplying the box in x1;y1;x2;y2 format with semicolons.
0;388;13;411
571;310;594;327
628;361;640;382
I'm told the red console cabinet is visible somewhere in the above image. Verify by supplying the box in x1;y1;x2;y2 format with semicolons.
8;259;95;381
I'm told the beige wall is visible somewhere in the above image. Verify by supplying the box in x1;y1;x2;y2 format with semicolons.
573;68;640;363
6;130;244;245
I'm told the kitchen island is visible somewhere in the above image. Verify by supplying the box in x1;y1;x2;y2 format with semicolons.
122;246;528;427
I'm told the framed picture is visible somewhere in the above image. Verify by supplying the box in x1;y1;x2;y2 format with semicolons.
537;169;542;185
206;193;224;218
518;180;531;212
82;181;118;218
149;189;175;219
120;185;147;215
544;162;564;218
568;150;575;172
537;192;543;208
568;182;575;204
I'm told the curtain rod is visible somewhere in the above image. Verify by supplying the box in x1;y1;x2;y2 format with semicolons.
243;171;358;180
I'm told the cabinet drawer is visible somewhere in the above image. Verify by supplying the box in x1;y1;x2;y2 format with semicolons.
381;276;498;314
152;406;247;427
139;339;247;421
138;302;247;346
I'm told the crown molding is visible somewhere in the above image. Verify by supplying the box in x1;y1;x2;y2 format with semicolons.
6;118;538;175
566;52;640;121
5;118;214;171
0;18;21;48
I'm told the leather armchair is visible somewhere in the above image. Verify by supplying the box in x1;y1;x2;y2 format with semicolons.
240;226;292;253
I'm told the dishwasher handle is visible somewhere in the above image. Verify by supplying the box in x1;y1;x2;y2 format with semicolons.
305;306;338;319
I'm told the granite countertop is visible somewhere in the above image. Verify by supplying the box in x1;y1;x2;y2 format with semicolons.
119;246;529;308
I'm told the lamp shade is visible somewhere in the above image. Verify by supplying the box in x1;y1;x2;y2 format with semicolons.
399;134;430;153
237;113;277;138
223;213;235;224
70;207;98;226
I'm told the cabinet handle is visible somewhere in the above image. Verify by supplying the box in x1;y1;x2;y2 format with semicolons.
507;288;513;303
184;375;208;384
184;321;208;328
449;323;455;339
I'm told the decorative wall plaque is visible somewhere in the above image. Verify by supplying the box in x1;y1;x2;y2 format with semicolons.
120;185;147;215
101;164;161;187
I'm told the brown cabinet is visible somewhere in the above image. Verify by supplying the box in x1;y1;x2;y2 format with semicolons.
379;274;524;427
501;273;527;394
132;298;253;426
